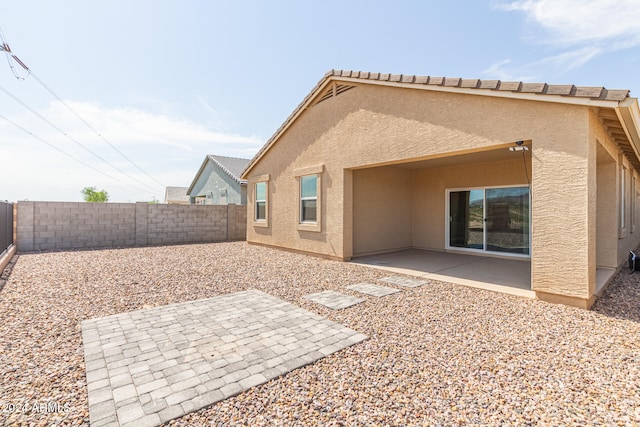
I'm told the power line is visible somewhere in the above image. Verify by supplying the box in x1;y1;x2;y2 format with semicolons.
0;26;166;190
0;27;28;80
0;112;157;195
0;83;163;194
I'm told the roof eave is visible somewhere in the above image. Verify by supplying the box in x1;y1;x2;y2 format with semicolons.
335;76;627;108
186;156;211;195
616;98;640;166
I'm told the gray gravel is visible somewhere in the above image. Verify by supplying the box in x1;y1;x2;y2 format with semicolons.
0;241;639;426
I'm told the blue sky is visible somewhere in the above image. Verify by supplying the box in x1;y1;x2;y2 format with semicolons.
1;0;639;202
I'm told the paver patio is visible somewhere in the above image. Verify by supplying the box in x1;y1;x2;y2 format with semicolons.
82;289;367;427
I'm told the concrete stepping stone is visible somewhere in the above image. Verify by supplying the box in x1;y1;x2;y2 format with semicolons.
303;290;365;310
347;282;401;297
82;289;367;427
379;275;429;288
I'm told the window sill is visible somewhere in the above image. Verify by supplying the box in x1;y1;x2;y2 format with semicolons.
253;220;269;228
297;222;321;233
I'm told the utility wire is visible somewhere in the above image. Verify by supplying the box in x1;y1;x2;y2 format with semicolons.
0;26;166;190
0;27;27;80
0;112;156;195
0;83;163;194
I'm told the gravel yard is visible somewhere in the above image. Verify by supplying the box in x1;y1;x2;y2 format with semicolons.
1;241;639;426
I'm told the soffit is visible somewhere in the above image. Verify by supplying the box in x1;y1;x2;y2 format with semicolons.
598;108;640;170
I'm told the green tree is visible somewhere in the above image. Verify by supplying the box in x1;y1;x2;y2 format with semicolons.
81;187;109;202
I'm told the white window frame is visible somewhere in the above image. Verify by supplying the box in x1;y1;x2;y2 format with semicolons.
294;165;323;232
633;174;637;233
299;175;318;223
250;174;270;228
255;182;267;221
620;164;627;237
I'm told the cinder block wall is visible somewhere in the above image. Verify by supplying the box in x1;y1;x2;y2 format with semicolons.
16;201;246;252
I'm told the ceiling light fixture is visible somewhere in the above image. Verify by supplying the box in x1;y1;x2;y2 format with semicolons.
509;140;529;152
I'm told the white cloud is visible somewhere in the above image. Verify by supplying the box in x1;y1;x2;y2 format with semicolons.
0;100;263;202
490;0;640;81
499;0;640;46
484;45;603;82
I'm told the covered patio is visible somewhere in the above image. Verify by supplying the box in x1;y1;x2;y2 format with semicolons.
352;249;617;300
351;249;534;298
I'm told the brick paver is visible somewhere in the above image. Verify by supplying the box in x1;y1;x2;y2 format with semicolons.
347;282;402;297
379;275;429;288
303;290;365;310
82;289;367;426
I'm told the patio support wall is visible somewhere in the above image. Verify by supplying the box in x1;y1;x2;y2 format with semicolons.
16;201;246;252
530;114;594;307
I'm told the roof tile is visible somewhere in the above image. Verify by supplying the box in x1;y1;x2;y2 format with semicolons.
429;76;445;85
546;85;575;96
498;81;522;91
444;77;461;87
414;75;429;84
401;75;415;83
479;80;500;89
461;79;480;88
604;89;630;101
574;86;604;98
520;83;548;93
380;73;391;81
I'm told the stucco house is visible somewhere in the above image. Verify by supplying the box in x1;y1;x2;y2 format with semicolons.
187;155;250;205
241;70;640;309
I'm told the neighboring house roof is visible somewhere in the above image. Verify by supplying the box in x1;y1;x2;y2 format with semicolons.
242;69;640;178
187;155;251;195
164;186;190;203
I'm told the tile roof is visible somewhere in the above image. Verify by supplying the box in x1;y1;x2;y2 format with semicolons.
208;155;251;184
329;69;630;101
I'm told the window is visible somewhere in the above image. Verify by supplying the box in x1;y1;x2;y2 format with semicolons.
250;174;270;227
255;182;266;221
633;175;637;233
300;175;317;223
621;165;627;232
294;164;323;232
447;186;530;257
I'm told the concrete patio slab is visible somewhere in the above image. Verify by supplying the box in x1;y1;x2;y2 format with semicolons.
303;290;365;310
353;249;535;298
82;289;367;427
347;282;402;297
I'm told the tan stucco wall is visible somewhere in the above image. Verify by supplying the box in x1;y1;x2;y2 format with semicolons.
352;167;412;256
246;81;631;303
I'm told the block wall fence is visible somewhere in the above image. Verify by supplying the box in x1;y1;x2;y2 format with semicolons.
16;201;246;252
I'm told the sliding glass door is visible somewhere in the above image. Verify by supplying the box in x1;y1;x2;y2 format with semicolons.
448;186;530;256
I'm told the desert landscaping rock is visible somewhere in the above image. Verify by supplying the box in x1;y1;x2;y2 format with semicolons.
0;241;639;426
